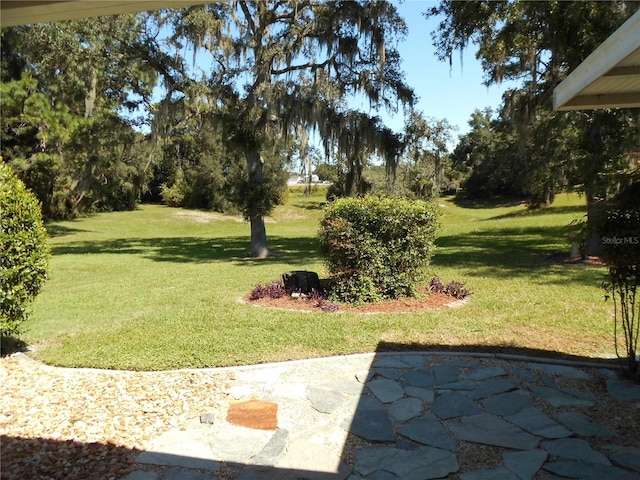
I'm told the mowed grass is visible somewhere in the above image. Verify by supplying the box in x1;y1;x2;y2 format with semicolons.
23;188;614;370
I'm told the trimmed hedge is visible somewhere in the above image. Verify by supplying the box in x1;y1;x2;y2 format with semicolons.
1;162;50;336
318;196;439;304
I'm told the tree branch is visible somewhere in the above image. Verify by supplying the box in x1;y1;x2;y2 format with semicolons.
271;57;333;75
238;1;256;35
274;0;311;21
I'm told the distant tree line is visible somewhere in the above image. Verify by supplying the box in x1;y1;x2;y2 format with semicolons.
1;1;639;257
430;1;640;213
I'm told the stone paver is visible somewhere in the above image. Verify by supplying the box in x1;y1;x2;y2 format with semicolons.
607;377;640;401
387;396;423;425
136;430;221;471
530;385;596;408
503;449;547;480
308;387;350;414
505;407;572;439
354;445;459;480
481;390;534;416
510;367;537;382
136;450;221;472
433;364;460;385
366;379;405;404
556;412;615;437
373;367;403;380
402;370;435;388
404;385;434;402
449;413;540;450
397;414;460;452
604;445;640;473
467;366;508;381
543;461;639;480
431;390;482;419
542;438;611;465
250;428;289;465
526;363;592;379
372;357;412;369
108;354;639;480
467;379;517;400
461;468;519;480
349;399;395;443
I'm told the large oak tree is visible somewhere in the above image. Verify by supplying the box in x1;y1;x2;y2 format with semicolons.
161;0;414;257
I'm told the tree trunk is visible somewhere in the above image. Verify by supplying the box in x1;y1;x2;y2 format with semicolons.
84;71;97;118
249;214;269;258
585;190;605;257
246;149;269;258
344;157;356;197
433;154;442;197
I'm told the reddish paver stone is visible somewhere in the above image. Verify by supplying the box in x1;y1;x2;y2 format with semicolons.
226;400;278;430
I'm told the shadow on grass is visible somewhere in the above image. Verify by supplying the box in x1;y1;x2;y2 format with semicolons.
451;195;527;210
434;225;605;286
45;224;91;237
485;205;586;221
51;235;322;266
294;200;326;211
449;195;586;220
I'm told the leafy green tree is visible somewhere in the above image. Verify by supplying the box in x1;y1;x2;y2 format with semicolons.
0;73;77;217
319;110;404;199
314;162;339;184
161;1;413;257
157;110;240;212
1;15;159;218
429;1;640;224
452;109;515;198
397;111;455;198
429;1;635;94
456;106;583;204
154;90;294;215
524;109;582;207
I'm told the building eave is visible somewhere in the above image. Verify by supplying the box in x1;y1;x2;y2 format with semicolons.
1;1;210;28
553;9;640;111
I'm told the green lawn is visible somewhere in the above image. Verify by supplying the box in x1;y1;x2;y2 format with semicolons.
23;188;614;370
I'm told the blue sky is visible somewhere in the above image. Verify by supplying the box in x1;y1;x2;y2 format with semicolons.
376;1;517;139
140;2;517;146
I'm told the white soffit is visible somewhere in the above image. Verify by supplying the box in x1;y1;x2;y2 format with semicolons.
554;8;640;111
0;1;210;28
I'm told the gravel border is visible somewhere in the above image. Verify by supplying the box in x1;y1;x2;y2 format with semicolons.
1;351;635;480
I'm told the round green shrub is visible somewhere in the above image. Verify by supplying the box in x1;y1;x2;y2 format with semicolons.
1;162;50;336
318;196;439;304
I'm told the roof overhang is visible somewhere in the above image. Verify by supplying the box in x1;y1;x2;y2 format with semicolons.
0;1;210;28
553;8;640;111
